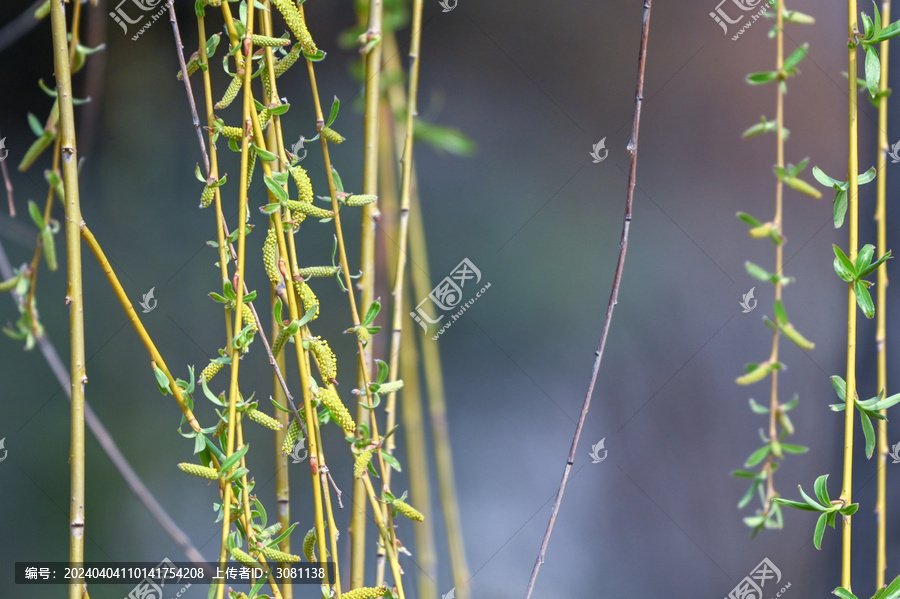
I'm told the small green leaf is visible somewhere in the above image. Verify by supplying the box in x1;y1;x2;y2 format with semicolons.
773;497;821;511
738;478;762;509
331;166;344;194
749;398;769;414
781;443;808;454
834;189;848;228
745;445;771;467
782;394;800;411
861;410;876;458
154;365;171;395
219;443;250;473
812;166;844;188
833;587;858;599
747;70;779;85
737;212;764;227
833;245;857;281
868;391;900;411
253;144;277;162
832;375;848;401
380;450;402;472
28;200;46;230
858;249;893;278
858;166;877;184
856;244;876;273
855;279;875;318
862;12;876;40
814;512;828;549
799;484;828;511
745;261;773;282
264;175;289;201
783;42;809;70
814;473;831;505
325;96;340;128
376;359;389;385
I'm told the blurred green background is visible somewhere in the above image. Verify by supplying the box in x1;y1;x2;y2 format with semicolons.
2;0;900;597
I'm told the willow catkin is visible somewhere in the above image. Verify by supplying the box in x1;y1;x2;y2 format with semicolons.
178;463;220;480
320;127;344;144
272;324;292;358
35;0;50;19
275;45;302;77
342;587;389;599
220;124;244;140
344;194;377;206
241;304;257;331
199;184;215;209
271;0;318;54
354;448;374;478
258;108;271;129
259;546;301;563
302;527;317;562
200;360;224;383
177;57;199;80
283;199;333;219
307;336;337;382
230;548;260;569
297;266;339;278
246;408;283;430
212;417;227;439
290;165;314;203
375;380;403;395
263;227;280;284
282;419;301;454
393;499;424;522
292;280;319;321
215;74;243;110
317;388;355;432
251;34;292;47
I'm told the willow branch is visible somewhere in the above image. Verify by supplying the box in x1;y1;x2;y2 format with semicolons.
523;2;652;597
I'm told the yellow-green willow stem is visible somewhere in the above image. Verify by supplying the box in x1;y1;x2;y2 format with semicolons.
842;0;860;591
408;191;470;599
763;0;785;514
217;5;256;599
49;1;87;597
875;0;891;588
196;12;234;344
80;225;200;431
354;0;383;582
400;307;438;599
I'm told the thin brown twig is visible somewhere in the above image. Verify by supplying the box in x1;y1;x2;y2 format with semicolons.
168;2;210;176
523;1;652;597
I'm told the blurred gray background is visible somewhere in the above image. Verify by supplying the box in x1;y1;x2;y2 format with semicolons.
2;0;900;597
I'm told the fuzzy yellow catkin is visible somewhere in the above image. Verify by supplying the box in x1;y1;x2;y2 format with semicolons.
317;388;355;432
246;408;283;430
220;125;244;140
271;0;318;54
283;199;334;219
735;361;777;385
272;324;292;358
252;34;292;47
356;326;370;346
200;184;215;209
275;45;302;77
354;448;374;478
177;59;199;80
376;380;403;395
290;165;314;203
230;548;259;569
297;266;340;278
178;463;220;480
201;360;224;383
34;0;50;19
307;337;337;382
263;227;280;284
302;527;317;562
393;499;424;522
258;108;271;129
212;418;227;438
292;280;319;321
260;546;301;562
344;194;377;206
246;147;257;191
341;586;389;599
282;419;301;454
320;127;344;144
215;74;243;110
241;304;257;331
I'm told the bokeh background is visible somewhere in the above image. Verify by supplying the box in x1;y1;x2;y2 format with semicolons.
2;0;900;597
